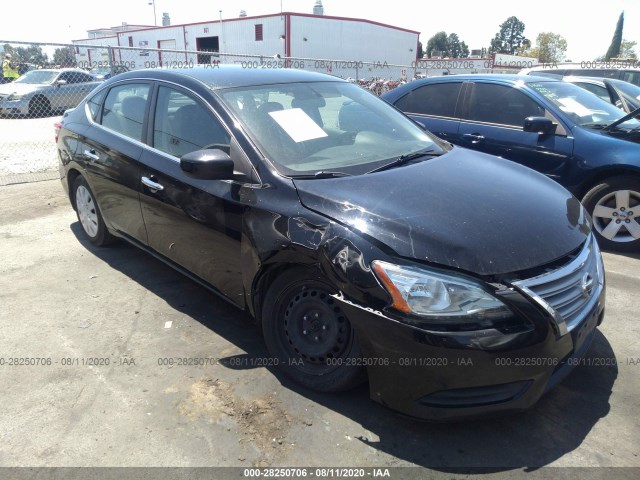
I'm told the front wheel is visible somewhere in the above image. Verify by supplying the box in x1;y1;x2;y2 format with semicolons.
73;176;114;246
583;176;640;252
261;268;366;392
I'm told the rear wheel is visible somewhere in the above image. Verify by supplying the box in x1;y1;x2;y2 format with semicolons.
261;268;366;392
29;95;51;117
583;176;640;252
73;176;114;246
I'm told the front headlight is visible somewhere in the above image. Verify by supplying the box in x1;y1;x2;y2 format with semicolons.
372;260;511;322
7;93;23;101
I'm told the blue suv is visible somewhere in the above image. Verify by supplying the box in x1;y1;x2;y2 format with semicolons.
383;75;640;252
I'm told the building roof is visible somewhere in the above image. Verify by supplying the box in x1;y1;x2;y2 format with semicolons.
73;11;419;42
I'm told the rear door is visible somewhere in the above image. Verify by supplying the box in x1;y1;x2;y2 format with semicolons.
457;81;574;176
137;83;257;305
77;82;152;244
392;81;463;143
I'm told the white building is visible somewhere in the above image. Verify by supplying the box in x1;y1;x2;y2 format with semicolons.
72;7;420;80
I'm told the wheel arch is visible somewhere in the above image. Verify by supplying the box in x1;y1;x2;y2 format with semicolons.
575;166;640;200
66;168;82;210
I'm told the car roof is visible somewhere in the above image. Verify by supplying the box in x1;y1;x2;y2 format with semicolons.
410;74;560;84
113;65;346;89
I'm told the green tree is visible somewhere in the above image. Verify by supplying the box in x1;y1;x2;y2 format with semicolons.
620;39;637;59
604;12;624;60
14;45;48;66
417;41;424;59
448;33;469;58
53;46;76;67
489;16;529;54
534;32;567;63
426;31;449;58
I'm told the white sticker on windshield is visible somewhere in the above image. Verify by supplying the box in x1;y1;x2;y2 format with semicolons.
557;97;592;117
268;108;328;143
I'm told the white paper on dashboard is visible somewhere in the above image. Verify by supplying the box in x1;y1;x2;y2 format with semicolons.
557;97;592;117
268;108;328;143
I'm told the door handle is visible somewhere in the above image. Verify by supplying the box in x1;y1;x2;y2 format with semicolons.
462;133;485;144
141;176;164;192
83;149;99;161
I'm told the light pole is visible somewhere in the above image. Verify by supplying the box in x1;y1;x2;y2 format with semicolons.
148;0;157;26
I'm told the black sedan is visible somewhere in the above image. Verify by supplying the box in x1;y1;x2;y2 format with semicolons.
58;67;605;420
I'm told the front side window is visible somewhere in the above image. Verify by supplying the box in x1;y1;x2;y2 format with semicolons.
394;82;462;118
100;83;150;141
529;81;640;129
467;83;545;126
153;86;230;158
219;81;443;176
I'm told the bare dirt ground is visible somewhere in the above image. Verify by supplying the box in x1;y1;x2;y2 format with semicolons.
0;180;639;480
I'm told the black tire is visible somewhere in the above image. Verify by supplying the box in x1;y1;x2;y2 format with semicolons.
72;176;115;246
261;268;366;392
582;176;640;252
29;95;51;117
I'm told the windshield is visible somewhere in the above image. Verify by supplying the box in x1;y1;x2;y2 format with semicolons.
14;70;58;85
529;81;640;129
218;81;443;176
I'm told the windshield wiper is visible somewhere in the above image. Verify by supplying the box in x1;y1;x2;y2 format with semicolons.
290;170;352;179
366;148;437;174
603;106;640;131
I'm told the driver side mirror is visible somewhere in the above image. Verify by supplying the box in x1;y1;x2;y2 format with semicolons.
523;116;556;136
180;149;234;180
55;79;67;87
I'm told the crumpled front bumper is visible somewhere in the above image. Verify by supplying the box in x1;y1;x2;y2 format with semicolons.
334;284;605;421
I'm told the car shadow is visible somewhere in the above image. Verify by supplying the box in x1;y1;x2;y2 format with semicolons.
71;223;618;471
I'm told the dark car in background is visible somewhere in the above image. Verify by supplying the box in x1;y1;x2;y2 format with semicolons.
563;76;640;114
383;74;640;252
57;67;605;420
89;64;129;80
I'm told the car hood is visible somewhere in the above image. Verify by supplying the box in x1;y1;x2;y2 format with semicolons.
0;83;43;96
293;148;590;276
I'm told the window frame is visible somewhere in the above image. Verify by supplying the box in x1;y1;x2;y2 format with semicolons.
89;80;153;144
255;24;264;42
147;81;259;182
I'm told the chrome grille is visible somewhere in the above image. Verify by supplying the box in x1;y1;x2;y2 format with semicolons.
513;235;604;336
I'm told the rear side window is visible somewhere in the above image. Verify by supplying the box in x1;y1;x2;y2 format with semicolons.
100;83;150;141
86;89;106;121
152;86;230;158
467;83;545;126
394;83;462;118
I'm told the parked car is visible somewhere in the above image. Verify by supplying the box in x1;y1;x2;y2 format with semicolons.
519;63;640;87
58;67;605;421
0;68;102;117
383;74;640;252
562;76;640;114
89;64;129;80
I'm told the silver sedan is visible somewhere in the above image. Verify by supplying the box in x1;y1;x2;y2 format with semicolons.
0;68;102;117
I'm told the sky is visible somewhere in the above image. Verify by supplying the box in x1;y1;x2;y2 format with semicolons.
2;0;639;62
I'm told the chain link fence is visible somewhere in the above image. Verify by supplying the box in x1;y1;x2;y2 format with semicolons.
0;40;505;185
